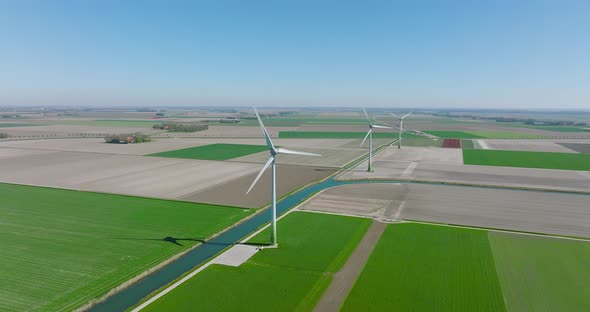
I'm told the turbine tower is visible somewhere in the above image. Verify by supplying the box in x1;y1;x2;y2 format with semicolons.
390;112;412;149
361;108;391;172
246;107;320;246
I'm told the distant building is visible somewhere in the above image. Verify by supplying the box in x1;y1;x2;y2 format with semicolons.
219;117;241;123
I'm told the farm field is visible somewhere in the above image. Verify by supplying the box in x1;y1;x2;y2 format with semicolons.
181;164;336;208
149;143;268;160
424;130;484;138
489;233;590;311
0;148;260;200
212;117;368;127
52;120;161;128
461;139;474;148
558;142;590;153
142;212;371;311
463;149;590;171
466;131;545;139
0;183;252;312
483;139;579;153
341;223;505;311
0;122;45;128
279;131;416;139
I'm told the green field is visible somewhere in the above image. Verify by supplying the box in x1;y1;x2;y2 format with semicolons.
143;212;371;311
463;149;590;171
53;120;160;127
461;139;475;149
0;123;45;128
279;131;418;139
341;223;506;311
214;117;369;127
490;233;590;311
522;125;588;132
0;183;251;312
149;143;268;160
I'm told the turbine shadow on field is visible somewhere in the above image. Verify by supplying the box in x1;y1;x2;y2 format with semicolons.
114;236;273;247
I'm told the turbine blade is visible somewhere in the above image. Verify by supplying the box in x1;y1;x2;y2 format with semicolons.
372;124;392;129
246;156;273;195
390;112;401;119
402;112;412;119
276;148;321;157
362;107;373;126
360;129;372;147
253;107;275;150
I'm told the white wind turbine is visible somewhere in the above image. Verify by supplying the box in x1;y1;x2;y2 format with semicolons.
361;108;391;172
390;112;412;149
246;107;321;246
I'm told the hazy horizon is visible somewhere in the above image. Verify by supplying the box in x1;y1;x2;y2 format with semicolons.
1;1;589;109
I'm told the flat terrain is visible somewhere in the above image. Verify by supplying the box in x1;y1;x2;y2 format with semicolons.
0;124;161;138
149;143;268;160
0;148;260;200
301;183;590;237
181;164;336;208
463;149;590;171
0;137;360;155
142;212;371;312
0;183;251;312
341;223;506;311
338;146;590;192
482;139;580;153
278;131;412;139
490;232;590;311
231;147;365;168
558;142;590;153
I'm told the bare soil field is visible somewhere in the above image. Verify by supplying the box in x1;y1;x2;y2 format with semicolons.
338;147;590;192
231;147;365;168
558;142;590;153
0;149;259;200
180;164;336;208
483;139;581;153
301;183;590;237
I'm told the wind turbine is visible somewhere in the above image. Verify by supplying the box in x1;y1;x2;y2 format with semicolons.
390;112;412;149
246;107;321;246
361;108;391;172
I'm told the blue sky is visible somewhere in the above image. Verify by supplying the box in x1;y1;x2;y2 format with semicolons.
1;0;589;108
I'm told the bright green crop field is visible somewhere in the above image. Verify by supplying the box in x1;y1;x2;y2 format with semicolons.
341;223;506;311
149;143;268;160
0;183;251;312
463;149;590;171
490;233;590;311
143;212;371;312
279;131;418;139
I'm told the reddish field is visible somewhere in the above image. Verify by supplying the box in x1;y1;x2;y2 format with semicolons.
442;139;461;148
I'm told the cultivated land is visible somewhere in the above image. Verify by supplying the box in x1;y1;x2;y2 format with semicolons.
181;164;336;208
558;142;590;153
142;212;371;312
0;137;361;155
300;183;590;238
341;223;506;311
490;233;590;311
339;146;590;192
0;148;260;200
149;143;269;160
278;131;415;139
0;183;251;312
463;149;590;171
482;139;581;153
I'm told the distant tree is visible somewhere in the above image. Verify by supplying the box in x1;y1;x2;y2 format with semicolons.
0;133;8;138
